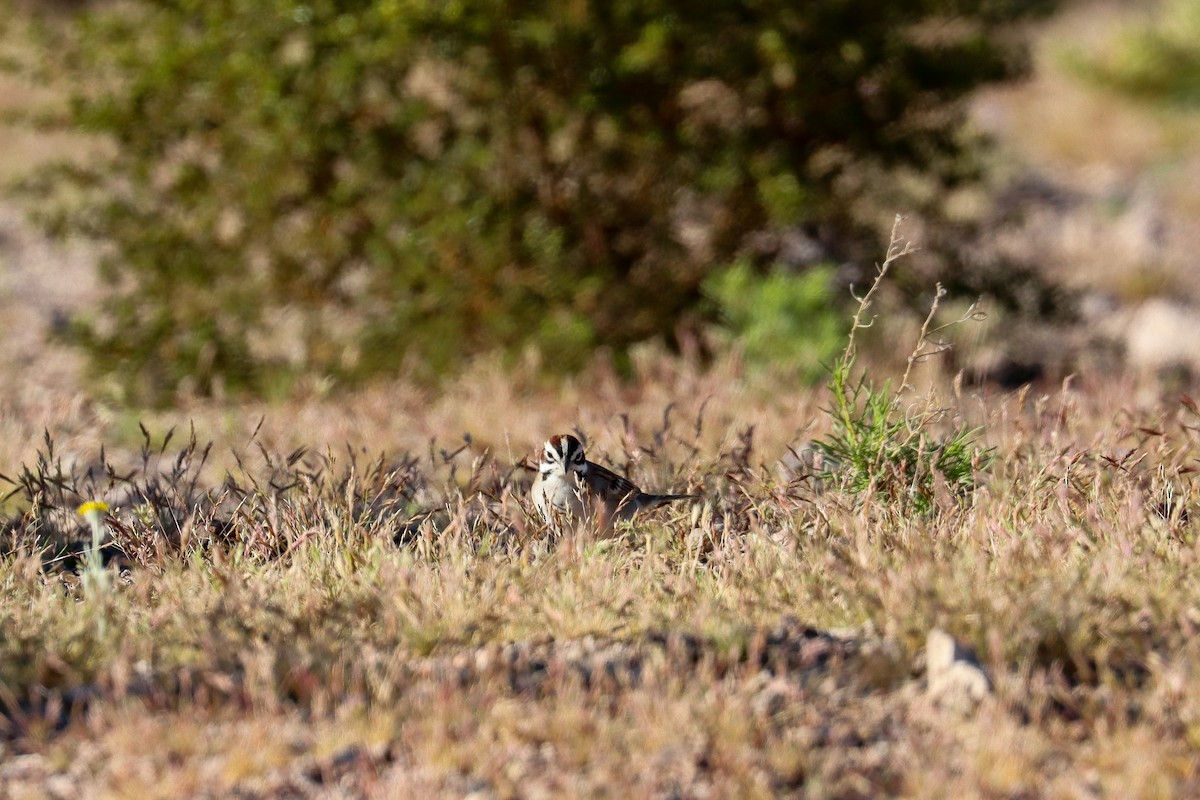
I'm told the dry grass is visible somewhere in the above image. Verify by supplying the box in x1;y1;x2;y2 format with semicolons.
3;2;1200;797
3;307;1200;796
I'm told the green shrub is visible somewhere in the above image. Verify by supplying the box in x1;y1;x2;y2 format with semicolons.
704;261;842;383
1067;0;1200;108
18;0;1057;402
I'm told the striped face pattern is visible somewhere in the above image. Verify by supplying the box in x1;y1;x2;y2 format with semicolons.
542;434;586;476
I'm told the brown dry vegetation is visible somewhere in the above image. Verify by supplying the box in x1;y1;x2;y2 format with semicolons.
4;252;1200;797
972;1;1200;302
3;348;1200;798
4;1;1200;798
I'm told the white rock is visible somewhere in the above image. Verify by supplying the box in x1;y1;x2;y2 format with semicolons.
925;628;991;713
1125;299;1200;374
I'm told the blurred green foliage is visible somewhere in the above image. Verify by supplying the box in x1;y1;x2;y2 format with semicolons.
1068;0;1200;108
18;0;1057;402
705;262;842;382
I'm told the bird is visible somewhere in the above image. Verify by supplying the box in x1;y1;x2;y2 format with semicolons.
531;433;699;531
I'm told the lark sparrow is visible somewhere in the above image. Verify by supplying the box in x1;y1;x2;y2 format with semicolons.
531;434;698;530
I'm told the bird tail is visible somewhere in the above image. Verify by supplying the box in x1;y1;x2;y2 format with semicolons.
642;493;701;509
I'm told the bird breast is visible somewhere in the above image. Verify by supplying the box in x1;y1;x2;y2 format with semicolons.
536;470;587;519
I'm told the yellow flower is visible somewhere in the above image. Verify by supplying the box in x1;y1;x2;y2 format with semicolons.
77;500;111;517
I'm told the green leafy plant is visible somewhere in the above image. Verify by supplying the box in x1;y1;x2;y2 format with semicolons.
819;218;990;515
704;261;843;383
16;0;1057;402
